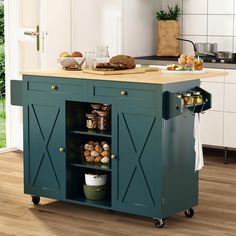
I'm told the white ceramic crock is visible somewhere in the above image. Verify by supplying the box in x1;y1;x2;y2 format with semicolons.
85;173;108;186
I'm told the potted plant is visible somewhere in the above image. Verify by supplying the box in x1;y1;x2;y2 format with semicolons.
156;4;181;56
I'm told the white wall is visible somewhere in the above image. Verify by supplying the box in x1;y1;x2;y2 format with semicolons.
71;0;123;57
71;0;161;57
163;0;236;54
123;0;161;56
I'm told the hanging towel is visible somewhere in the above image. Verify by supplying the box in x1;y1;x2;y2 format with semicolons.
194;113;204;171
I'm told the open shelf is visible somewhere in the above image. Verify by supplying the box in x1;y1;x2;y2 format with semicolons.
67;196;112;209
71;162;111;171
70;129;111;138
66;101;112;209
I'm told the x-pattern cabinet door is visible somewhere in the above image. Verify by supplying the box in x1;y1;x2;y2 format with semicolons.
115;103;159;216
24;96;66;199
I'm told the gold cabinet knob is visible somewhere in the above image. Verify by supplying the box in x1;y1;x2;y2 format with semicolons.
59;147;65;153
51;85;58;91
111;154;116;160
120;90;127;96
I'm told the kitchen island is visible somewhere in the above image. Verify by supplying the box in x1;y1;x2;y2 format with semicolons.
11;69;225;228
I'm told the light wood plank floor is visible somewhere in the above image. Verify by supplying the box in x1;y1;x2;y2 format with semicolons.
0;150;235;236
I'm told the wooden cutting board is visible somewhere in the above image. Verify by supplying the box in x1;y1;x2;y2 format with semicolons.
82;67;160;75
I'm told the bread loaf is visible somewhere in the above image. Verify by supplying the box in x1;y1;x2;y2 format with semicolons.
109;55;136;69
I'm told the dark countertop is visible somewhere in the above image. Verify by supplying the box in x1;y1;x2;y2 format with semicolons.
134;56;236;70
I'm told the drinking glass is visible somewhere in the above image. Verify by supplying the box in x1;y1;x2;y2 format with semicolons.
95;46;110;66
85;51;95;69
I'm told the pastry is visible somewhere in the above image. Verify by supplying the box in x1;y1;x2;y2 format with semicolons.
186;59;194;66
84;150;91;157
187;55;194;60
71;51;83;57
91;150;99;157
84;143;89;150
95;145;103;154
103;143;110;151
101;150;110;157
95;156;102;163
86;156;95;162
101;156;110;163
87;144;95;151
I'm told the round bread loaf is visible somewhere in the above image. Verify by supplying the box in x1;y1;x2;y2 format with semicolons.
109;55;135;69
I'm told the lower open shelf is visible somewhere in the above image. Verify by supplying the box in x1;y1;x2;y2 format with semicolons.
67;196;112;209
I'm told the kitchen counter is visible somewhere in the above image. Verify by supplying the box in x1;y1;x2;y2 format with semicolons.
135;56;236;70
21;69;226;85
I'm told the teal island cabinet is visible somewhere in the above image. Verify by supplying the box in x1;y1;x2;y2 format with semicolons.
11;69;225;227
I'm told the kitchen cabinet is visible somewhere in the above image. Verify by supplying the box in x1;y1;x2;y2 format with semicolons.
224;112;236;148
199;68;236;163
224;69;236;83
200;111;224;146
11;70;217;227
200;68;224;83
200;81;224;111
25;95;66;199
224;83;236;112
116;103;158;216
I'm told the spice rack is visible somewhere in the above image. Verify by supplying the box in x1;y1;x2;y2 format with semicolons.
163;87;211;120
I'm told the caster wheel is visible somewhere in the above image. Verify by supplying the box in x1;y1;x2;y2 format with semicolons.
32;196;40;205
184;208;194;218
153;218;166;228
107;209;114;213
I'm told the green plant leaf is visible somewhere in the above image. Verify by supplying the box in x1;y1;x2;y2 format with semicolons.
156;3;181;21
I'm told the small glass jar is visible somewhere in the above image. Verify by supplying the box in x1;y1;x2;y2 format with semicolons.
91;103;102;111
194;57;204;70
102;104;111;112
97;111;110;131
182;93;194;106
86;113;97;130
192;91;203;104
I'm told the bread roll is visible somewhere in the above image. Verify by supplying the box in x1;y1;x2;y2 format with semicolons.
187;55;194;60
71;51;83;57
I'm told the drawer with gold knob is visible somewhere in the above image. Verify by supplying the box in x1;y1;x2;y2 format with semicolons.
90;81;155;104
27;80;83;98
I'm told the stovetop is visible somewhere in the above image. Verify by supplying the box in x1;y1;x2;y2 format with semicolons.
134;55;236;64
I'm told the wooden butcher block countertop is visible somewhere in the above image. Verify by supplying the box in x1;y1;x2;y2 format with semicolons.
21;68;226;85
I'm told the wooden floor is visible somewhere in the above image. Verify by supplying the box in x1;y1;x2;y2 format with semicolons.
0;150;235;236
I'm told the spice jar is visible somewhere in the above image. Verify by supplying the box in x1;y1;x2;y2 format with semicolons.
192;91;203;104
97;111;110;131
102;104;111;112
86;113;97;130
91;103;102;112
182;93;194;106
